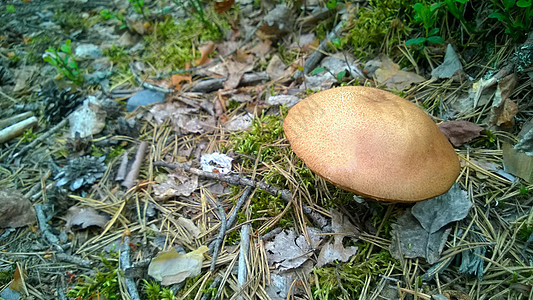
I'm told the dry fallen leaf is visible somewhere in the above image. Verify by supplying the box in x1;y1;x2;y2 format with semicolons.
148;246;208;285
171;74;192;90
316;209;358;268
487;74;518;128
9;265;27;292
153;171;199;200
390;184;471;264
65;207;110;232
372;54;426;91
195;41;215;66
0;188;36;228
214;0;234;14
438;120;484;147
265;228;323;271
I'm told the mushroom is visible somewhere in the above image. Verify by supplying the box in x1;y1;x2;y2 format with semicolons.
283;86;460;202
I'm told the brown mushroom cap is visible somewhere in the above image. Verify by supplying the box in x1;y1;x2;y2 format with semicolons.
283;86;460;202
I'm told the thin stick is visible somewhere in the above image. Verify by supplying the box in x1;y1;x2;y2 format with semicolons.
123;142;148;189
210;203;227;272
120;235;141;300
154;160;330;230
237;224;251;299
11;118;69;160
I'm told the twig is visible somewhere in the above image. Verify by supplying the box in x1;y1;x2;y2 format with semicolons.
0;112;33;130
115;150;129;182
154;160;330;230
34;203;61;249
237;224;251;300
294;20;345;78
120;235;141;300
227;186;253;229
200;275;222;300
123;142;148;189
0;116;38;143
11;118;69;160
55;253;93;268
210;203;227;272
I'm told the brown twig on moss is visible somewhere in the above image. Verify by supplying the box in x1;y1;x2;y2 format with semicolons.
153;160;330;230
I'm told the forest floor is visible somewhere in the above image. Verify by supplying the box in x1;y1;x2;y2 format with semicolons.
0;0;533;299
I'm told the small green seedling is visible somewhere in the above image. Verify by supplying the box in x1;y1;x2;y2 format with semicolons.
43;40;84;85
100;9;127;29
6;4;16;13
129;0;149;18
406;2;445;47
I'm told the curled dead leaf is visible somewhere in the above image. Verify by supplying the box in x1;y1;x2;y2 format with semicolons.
438;120;484;147
195;41;215;66
214;0;234;14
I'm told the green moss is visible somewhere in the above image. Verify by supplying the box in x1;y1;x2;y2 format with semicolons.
66;251;121;299
143;16;225;70
53;10;88;33
143;280;176;300
229;110;287;166
313;247;396;298
0;268;14;285
343;0;414;59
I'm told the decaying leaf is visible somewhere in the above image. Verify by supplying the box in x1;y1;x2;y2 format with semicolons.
65;207;110;232
195;41;215;66
153;171;198;200
390;184;471;264
486;74;518;128
316;209;358;268
0;188;36;228
171;74;192;90
9;265;27;292
265;228;323;271
411;184;471;234
148;102;216;134
503;142;533;183
148;246;208;285
438;120;484;147
214;0;234;14
390;209;451;264
177;217;202;238
431;44;463;79
266;55;287;80
223;51;255;89
371;54;426;91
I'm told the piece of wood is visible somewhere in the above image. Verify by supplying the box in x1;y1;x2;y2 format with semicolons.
0;112;33;130
0;116;38;144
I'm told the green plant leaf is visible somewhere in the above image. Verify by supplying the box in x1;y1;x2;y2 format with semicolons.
331;37;342;49
68;61;78;70
516;0;532;7
429;28;440;36
311;67;326;75
489;12;506;21
326;0;337;10
336;70;346;81
430;2;444;13
503;0;516;10
406;37;427;45
427;35;445;43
